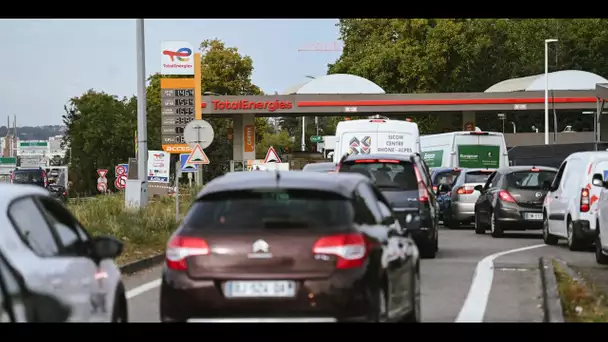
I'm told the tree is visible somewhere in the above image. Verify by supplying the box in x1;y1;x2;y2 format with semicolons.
255;131;295;159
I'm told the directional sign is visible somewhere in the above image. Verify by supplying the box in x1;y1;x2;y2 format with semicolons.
97;169;108;178
264;146;281;163
180;153;199;172
186;144;210;165
310;135;323;143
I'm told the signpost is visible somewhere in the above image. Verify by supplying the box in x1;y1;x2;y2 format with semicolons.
183;119;214;185
310;135;323;143
97;169;108;193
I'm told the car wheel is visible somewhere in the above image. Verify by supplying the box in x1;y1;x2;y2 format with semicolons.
542;214;558;245
490;212;504;238
596;232;608;265
401;269;421;323
111;284;128;323
567;218;584;251
474;211;485;235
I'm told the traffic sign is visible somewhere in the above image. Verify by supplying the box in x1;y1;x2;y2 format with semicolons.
310;135;323;143
97;169;108;178
264;146;282;163
184;120;215;149
186;144;210;165
114;164;128;190
97;183;107;192
180;153;199;172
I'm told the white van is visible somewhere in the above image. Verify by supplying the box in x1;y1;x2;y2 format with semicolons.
333;118;420;164
543;151;608;254
419;131;509;169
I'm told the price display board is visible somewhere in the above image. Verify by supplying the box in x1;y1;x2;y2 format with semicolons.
160;87;195;145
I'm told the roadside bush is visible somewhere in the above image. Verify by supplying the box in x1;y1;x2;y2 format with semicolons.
68;186;203;264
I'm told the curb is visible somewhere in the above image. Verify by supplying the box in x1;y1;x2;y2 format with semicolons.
539;257;565;322
119;253;165;275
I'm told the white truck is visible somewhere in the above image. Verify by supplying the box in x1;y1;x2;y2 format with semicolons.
419;131;509;169
333;117;421;164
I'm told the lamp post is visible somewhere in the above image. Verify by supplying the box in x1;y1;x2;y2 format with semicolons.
135;18;148;208
544;38;558;145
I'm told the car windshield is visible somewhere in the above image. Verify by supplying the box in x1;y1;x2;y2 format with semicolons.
340;160;418;191
183;189;353;230
13;170;42;183
434;170;460;186
465;171;494;184
507;170;557;190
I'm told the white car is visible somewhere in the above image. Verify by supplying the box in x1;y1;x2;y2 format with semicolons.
0;184;127;322
542;151;608;251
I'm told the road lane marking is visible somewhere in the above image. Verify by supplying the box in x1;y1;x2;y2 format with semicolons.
454;244;546;323
126;279;162;299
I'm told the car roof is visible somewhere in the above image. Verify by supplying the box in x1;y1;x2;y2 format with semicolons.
568;151;608;161
198;171;370;199
0;184;50;208
343;153;415;162
499;165;558;173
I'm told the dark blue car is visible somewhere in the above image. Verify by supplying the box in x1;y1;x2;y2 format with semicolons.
430;168;462;220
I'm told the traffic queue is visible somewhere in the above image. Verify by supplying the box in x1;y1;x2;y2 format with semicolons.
4;115;608;322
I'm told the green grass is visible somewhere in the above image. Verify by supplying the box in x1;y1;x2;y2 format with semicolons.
68;186;201;265
553;261;608;322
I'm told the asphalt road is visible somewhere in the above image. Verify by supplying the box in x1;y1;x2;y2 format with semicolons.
123;226;593;322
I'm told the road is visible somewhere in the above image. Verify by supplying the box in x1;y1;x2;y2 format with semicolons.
122;226;598;322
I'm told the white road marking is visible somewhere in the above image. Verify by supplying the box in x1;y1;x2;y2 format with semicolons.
454;244;546;323
126;279;162;299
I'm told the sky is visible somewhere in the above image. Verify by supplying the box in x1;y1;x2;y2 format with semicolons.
0;19;342;127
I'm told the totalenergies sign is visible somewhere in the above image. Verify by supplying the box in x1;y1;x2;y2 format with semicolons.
162;144;192;154
161;41;194;76
211;100;293;112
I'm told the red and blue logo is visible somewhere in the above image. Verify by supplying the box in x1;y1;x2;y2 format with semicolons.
162;47;192;62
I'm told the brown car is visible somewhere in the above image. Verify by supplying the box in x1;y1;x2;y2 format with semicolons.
160;171;421;322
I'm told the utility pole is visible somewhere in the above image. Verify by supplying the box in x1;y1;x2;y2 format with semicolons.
135;19;149;208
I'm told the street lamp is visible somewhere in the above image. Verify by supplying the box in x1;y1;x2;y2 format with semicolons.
544;38;558;145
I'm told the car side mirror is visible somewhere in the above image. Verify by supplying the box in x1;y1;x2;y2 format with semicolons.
474;185;484;193
92;236;123;260
381;216;396;226
592;173;604;187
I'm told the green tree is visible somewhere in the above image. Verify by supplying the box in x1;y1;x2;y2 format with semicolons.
255;131;295;159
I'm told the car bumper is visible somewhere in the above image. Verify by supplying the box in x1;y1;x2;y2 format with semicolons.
495;203;543;230
572;219;598;243
450;201;475;221
160;268;373;322
395;209;434;245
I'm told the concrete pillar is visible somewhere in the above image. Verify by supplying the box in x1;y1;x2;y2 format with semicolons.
462;111;476;131
232;114;256;165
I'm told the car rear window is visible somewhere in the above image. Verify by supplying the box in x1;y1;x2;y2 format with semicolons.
340;159;418;191
507;170;557;189
465;171;493;184
182;189;354;230
434;170;460;186
13;170;43;183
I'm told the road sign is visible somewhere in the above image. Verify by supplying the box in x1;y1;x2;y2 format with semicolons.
180;153;199;172
310;135;323;143
97;182;107;192
264;146;282;163
97;169;108;178
186;144;210;165
114;164;128;190
184;120;215;149
0;157;16;165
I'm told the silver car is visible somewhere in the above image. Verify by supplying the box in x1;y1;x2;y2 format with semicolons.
442;169;494;229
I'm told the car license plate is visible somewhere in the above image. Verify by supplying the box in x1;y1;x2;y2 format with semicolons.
524;213;543;221
224;281;296;298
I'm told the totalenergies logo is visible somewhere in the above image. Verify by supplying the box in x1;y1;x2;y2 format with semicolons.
163;47;192;62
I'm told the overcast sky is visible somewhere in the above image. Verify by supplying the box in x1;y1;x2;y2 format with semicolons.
0;19;342;127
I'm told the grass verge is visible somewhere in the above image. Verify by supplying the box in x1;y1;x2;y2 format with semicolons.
69;186;201;265
553;260;608;322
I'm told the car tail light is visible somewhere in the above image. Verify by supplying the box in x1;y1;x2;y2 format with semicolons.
433;186;438;192
370;119;386;123
10;172;14;184
355;159;377;163
377;159;400;163
581;188;590;212
456;186;474;195
498;190;516;203
42;170;48;187
413;166;429;202
335;164;341;172
165;236;210;271
530;168;540;172
313;233;367;269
